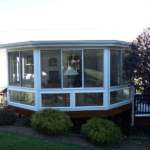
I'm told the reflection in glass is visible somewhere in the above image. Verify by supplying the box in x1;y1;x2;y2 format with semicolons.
42;93;70;107
122;51;130;85
41;50;61;88
63;50;82;88
84;50;103;87
8;52;20;86
10;90;35;106
75;93;103;106
110;88;131;105
21;51;34;88
110;50;121;86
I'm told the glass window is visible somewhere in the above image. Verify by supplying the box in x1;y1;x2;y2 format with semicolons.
122;51;130;85
10;90;35;106
8;51;34;88
63;50;82;88
21;51;34;88
84;50;103;87
75;93;103;106
42;93;70;107
110;50;121;86
110;88;131;105
41;50;61;88
8;52;20;86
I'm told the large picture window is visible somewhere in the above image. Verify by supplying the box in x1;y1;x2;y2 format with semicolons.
84;50;103;87
122;51;130;85
8;52;20;86
110;50;130;87
41;50;61;88
63;50;82;88
110;50;121;86
21;51;34;88
8;51;34;87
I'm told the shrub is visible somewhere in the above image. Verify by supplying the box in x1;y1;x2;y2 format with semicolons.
0;107;17;125
81;117;122;145
30;108;73;135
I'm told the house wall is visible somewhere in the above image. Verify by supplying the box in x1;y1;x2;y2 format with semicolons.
0;51;7;86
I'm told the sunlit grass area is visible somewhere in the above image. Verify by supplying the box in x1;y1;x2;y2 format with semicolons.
0;130;96;150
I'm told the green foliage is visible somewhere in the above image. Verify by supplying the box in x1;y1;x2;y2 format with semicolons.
30;108;73;135
0;107;17;125
123;27;150;101
81;117;122;145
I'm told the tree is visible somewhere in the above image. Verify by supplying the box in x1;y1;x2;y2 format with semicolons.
123;27;150;102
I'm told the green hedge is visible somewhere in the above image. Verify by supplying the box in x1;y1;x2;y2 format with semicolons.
30;108;73;135
81;117;122;145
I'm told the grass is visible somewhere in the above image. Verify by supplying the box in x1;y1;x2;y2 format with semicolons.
0;130;96;150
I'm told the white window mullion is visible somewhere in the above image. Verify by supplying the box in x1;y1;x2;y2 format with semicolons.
82;49;84;88
34;49;41;111
19;51;22;86
120;51;122;85
6;52;10;105
104;48;110;109
61;50;63;89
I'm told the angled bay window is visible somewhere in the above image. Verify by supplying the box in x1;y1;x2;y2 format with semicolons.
8;51;34;87
84;50;103;87
41;50;61;88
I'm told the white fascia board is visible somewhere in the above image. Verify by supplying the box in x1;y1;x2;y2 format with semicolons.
0;40;131;50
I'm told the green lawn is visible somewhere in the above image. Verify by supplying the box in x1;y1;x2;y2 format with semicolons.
0;130;96;150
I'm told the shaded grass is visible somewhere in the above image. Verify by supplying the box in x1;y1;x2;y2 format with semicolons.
0;130;96;150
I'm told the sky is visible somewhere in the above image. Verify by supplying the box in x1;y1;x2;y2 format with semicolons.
0;0;150;44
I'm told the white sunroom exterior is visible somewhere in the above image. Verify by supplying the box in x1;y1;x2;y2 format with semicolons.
0;40;133;113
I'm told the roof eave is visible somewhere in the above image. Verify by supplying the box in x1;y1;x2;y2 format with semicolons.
0;40;131;50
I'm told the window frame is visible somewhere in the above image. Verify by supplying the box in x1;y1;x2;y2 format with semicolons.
6;47;132;111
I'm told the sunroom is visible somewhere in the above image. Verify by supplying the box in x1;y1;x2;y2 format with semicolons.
0;40;133;118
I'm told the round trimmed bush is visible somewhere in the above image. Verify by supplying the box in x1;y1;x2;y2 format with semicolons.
81;117;122;145
30;108;73;135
